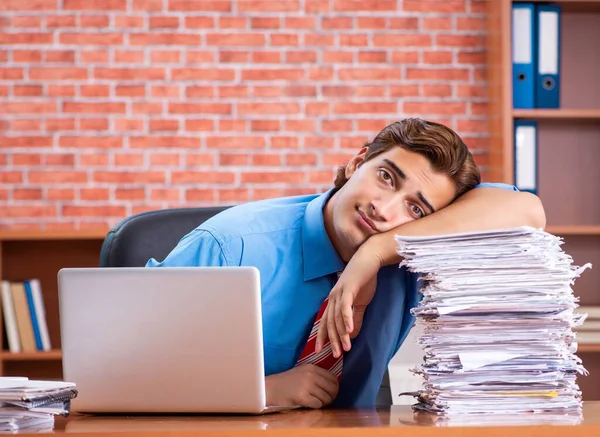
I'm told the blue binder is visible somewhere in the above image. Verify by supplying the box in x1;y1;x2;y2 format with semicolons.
514;121;538;195
512;3;536;109
535;4;561;108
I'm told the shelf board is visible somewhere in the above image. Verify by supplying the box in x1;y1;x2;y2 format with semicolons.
546;226;600;235
0;229;108;241
512;0;600;13
1;350;62;361
513;109;600;120
578;344;600;353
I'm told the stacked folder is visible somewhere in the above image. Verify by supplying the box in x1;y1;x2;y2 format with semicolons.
395;227;590;421
0;378;78;431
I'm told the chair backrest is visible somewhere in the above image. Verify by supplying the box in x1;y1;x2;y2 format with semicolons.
99;206;230;267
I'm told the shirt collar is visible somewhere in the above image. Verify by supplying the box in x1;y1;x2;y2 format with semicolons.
302;189;346;281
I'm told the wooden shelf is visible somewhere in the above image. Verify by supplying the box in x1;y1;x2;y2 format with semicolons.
579;344;600;353
513;109;600;120
546;226;600;235
0;230;108;241
1;350;62;361
512;0;600;13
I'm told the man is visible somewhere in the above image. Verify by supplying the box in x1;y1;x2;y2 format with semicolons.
147;118;546;409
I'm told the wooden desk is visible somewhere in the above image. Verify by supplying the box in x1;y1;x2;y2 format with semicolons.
15;401;599;437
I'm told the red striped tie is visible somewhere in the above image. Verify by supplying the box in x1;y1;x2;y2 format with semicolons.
295;297;343;379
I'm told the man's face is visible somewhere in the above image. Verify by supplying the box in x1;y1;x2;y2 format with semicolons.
324;146;457;261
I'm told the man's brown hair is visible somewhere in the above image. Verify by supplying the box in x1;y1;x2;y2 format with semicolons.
334;118;481;200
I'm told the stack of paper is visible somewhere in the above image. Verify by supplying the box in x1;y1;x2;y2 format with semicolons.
395;227;591;420
0;378;78;431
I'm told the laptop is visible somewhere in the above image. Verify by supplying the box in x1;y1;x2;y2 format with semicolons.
58;267;294;414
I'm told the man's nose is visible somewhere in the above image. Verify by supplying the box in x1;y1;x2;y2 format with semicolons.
371;197;400;222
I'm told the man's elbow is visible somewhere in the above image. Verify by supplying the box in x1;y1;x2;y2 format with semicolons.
522;192;546;229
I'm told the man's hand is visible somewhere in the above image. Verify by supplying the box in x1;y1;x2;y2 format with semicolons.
265;365;339;409
315;246;382;358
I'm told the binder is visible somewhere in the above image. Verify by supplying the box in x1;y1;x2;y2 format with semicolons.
511;3;536;109
514;121;538;194
535;4;561;108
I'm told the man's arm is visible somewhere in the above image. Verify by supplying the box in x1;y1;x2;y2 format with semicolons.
316;186;547;357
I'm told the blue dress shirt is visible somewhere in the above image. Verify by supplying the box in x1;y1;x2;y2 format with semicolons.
146;182;517;407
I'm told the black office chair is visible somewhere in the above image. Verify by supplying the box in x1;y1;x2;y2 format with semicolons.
99;206;393;407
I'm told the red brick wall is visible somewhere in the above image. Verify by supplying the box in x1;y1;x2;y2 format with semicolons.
0;0;489;231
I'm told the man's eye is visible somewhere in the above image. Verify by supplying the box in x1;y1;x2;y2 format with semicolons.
411;204;424;218
378;169;393;184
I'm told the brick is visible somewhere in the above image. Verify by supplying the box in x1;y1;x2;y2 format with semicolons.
457;17;486;31
423;17;453;31
133;0;163;10
422;84;452;97
172;68;235;81
150;17;179;28
29;68;86;80
47;188;75;200
0;206;56;218
169;103;231;115
373;34;431;47
241;171;303;184
219;120;247;131
115;16;145;28
406;68;469;81
45;50;75;63
2;102;56;114
251;52;280;63
80;50;109;63
11;15;42;28
0;33;52;44
81;188;111;201
172;171;234;184
48;85;76;97
456;119;488;133
13;51;41;63
129;33;201;45
322;86;353;98
206;33;265;46
114;153;144;166
340;34;368;46
404;101;467;115
356;86;386;97
323;152;354;166
186;189;215;202
11;120;41;131
94;171;165;183
339;68;400;80
322;120;353;132
14;85;43;96
242;69;303;81
437;35;485;48
218;189;249;202
185;16;215;28
149;153;180;166
46;118;76;130
79;118;109;130
284;85;316;97
60;136;123;148
46;15;76;27
388;17;420;30
253;188;284;200
358;51;387;63
334;102;397;114
471;102;488;116
169;0;232;12
132;102;163;114
150;119;179;131
94;68;165;81
219;17;247;29
333;0;397;11
0;171;23;183
305;34;335;46
306;102;330;116
206;136;265;149
239;0;300;12
63;102;125;114
14;189;43;200
218;86;248;98
390;51;419;63
286;153;317;166
251;120;280;131
79;153;109;166
185;119;214;131
186;153;214;166
309;67;334;81
238;102;300;115
270;34;298;46
63;206;126;217
64;0;126;10
251;17;280;29
185;86;215;99
151;189;180;202
0;0;57;10
60;33;123;45
80;85;110;97
423;51;453;64
130;136;201;148
80;15;109;27
322;17;353;29
403;0;466;13
457;85;487;98
305;0;329;12
272;136;299;149
116;85;146;97
151;50;181;63
252;153;282;166
219;153;249;166
285;17;316;29
114;119;144;131
284;119;316;132
458;51;486;64
45;153;75;166
115;50;145;63
12;154;41;165
221;51;249;63
309;170;335;184
29;171;87;183
0;136;52;148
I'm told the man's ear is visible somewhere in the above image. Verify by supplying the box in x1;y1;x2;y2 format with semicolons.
344;147;369;179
